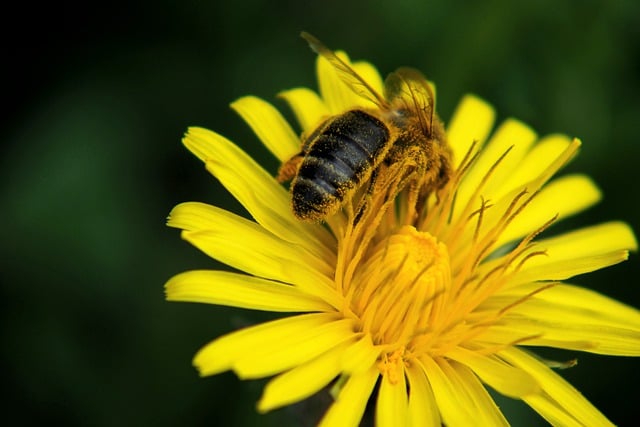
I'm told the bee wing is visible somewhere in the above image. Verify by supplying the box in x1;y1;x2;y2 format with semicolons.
384;67;435;137
301;32;389;109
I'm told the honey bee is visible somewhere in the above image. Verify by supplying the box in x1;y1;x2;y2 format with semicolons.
277;32;452;222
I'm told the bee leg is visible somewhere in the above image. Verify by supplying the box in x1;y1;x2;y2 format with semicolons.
403;171;423;224
401;147;430;223
413;151;451;216
353;168;379;225
277;152;304;183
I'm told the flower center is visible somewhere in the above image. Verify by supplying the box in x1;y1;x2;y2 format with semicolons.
350;226;452;355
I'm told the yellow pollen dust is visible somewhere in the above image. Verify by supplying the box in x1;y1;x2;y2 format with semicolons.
352;226;452;354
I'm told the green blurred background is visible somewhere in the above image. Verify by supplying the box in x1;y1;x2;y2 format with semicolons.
3;0;639;425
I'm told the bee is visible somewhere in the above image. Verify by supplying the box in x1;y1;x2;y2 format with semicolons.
277;32;452;222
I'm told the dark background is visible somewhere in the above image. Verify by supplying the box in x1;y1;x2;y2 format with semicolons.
2;0;639;425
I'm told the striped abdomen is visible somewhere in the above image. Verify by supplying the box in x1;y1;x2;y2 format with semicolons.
291;109;390;221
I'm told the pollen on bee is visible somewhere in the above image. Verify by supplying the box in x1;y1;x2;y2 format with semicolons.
277;154;303;183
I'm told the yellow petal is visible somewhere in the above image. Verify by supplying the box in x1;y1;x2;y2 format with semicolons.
446;95;496;169
510;221;637;284
317;51;364;113
318;365;379;427
340;333;380;374
479;323;640;355
527;283;640;327
194;313;340;376
482;283;640;355
258;340;353;412
165;270;331;312
455;118;537;213
278;87;329;133
169;201;333;284
526;137;581;189
449;138;579;253
498;347;614;426
419;357;508;426
450;362;509;426
465;138;582;240
406;362;441;427
233;318;357;378
524;394;585;427
506;134;572;191
377;364;409;427
230;96;301;162
182;127;335;257
352;60;385;108
494;175;602;248
168;202;338;304
446;346;539;398
418;357;475;426
483;285;599;323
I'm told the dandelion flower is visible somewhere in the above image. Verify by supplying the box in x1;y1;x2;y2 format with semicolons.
165;38;640;426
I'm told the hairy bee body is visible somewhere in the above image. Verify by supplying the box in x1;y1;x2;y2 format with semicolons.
278;33;452;222
291;110;391;220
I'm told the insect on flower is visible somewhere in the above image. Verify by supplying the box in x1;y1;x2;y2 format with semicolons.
277;32;453;222
167;30;640;427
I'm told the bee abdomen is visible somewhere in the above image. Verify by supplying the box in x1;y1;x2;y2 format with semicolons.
317;110;390;163
292;110;390;220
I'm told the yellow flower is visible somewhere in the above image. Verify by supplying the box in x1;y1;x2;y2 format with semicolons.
165;44;640;426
